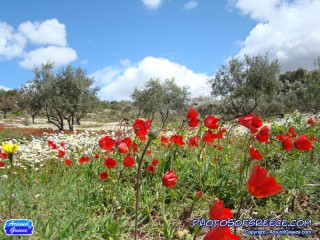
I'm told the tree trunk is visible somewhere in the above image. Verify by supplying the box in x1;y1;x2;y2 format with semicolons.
161;108;170;129
76;117;81;125
66;117;73;130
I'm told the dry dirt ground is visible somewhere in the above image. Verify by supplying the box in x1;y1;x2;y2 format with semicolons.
0;117;128;132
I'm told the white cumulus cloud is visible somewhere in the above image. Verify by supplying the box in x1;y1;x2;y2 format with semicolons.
183;1;199;10
19;19;67;46
141;0;164;10
91;56;211;101
233;0;320;71
19;46;77;69
0;22;27;60
0;19;76;68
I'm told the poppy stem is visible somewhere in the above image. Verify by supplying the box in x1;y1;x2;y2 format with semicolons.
234;194;250;234
239;131;252;190
8;154;15;219
134;139;152;240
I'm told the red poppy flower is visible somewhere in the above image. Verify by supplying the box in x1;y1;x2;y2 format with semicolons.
209;199;233;221
162;170;178;188
99;136;115;150
170;135;185;146
161;136;169;146
123;155;135;167
287;127;296;138
132;143;139;153
275;134;285;141
256;126;269;142
152;159;160;165
48;140;54;147
204;116;219;129
104;157;117;169
99;172;108;180
146;165;156;173
238;114;262;133
217;145;224;150
0;150;8;159
186;108;198;119
251;116;263;128
309;136;317;142
121;137;132;147
115;137;122;146
294;135;312;151
64;159;72;165
79;156;90;163
188;118;199;127
146;149;152;155
203;130;216;143
216;128;227;139
0;161;5;167
50;142;57;149
118;142;129;154
307;118;314;126
187;135;200;148
133;118;151;140
195;191;203;199
249;145;263;160
247;165;284;198
94;152;100;159
203;227;240;240
58;149;66;158
282;137;293;151
214;157;219;162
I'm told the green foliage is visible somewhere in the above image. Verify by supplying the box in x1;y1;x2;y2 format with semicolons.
131;78;190;128
26;63;100;131
305;69;320;112
209;53;280;117
0;89;19;119
0;114;319;238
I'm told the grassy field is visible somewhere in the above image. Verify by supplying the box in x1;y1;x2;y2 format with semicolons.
0;110;319;239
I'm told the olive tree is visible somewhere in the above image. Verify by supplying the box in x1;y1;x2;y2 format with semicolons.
131;78;190;128
28;63;100;131
209;53;281;117
18;81;44;124
0;89;18;119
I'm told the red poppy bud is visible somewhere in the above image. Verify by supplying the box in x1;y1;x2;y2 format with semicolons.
123;155;135;167
307;118;314;126
162;170;178;188
64;159;72;165
146;165;156;173
99;172;108;180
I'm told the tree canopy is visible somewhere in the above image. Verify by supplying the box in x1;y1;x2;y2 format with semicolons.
209;53;281;117
19;63;99;131
131;78;190;128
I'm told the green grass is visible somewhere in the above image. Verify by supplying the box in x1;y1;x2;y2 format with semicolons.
0;113;319;239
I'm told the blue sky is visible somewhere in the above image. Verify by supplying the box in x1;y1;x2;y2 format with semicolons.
1;0;320;100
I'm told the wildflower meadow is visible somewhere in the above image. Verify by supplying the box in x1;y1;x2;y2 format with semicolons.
0;109;319;239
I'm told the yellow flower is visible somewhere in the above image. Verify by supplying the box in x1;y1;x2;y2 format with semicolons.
2;143;19;154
